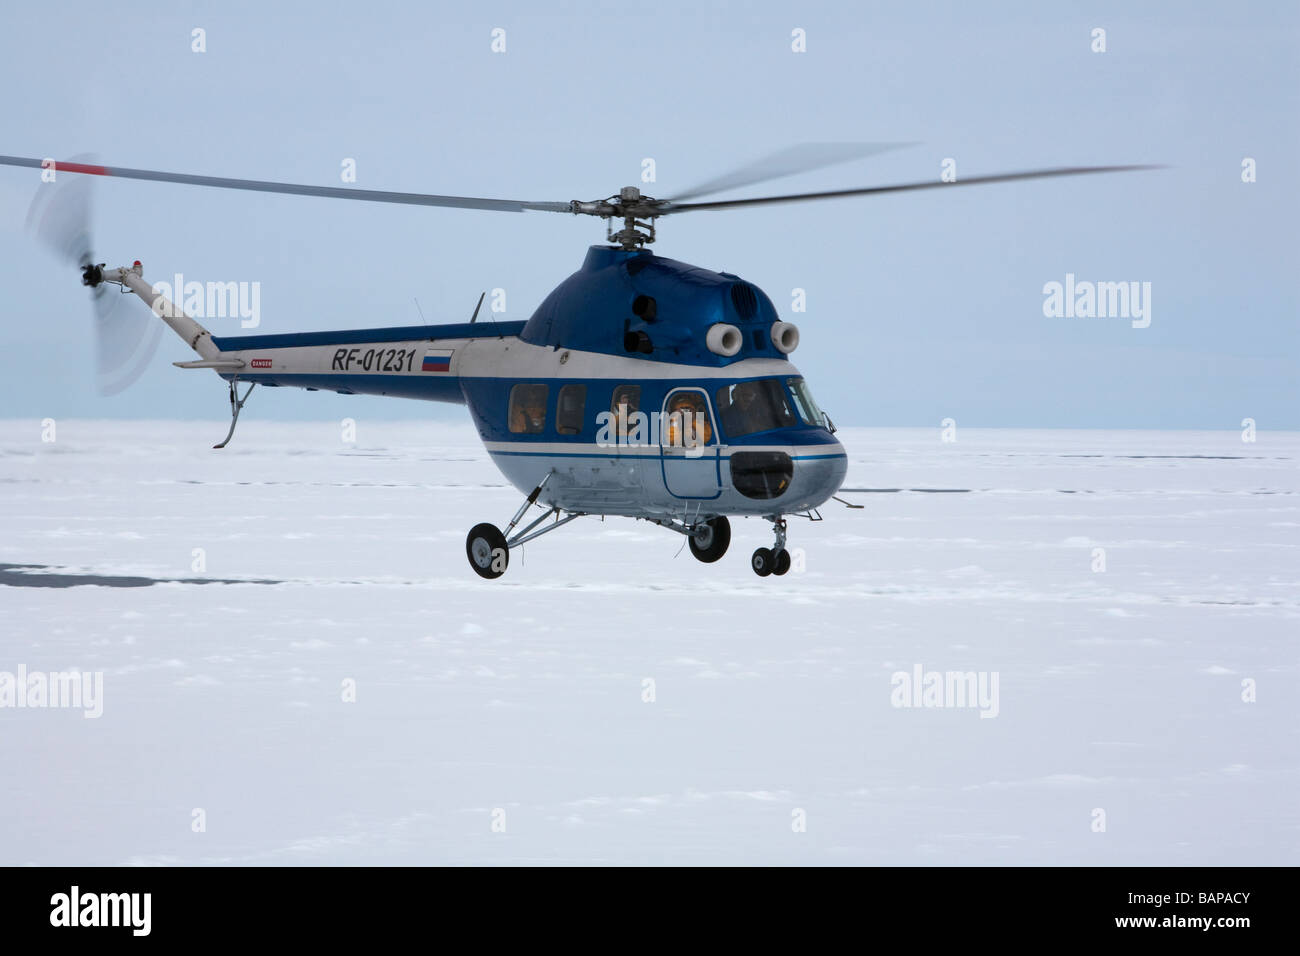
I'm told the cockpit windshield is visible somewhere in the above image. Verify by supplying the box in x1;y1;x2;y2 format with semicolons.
786;377;829;429
716;379;797;438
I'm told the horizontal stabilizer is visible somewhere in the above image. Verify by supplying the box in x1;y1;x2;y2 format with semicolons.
173;358;246;370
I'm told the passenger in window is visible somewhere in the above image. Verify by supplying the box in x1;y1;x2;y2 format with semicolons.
611;385;639;437
667;392;711;447
522;400;545;433
510;385;547;434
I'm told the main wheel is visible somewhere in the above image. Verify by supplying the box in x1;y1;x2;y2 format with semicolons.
466;522;509;579
772;548;792;576
688;516;731;563
751;547;774;577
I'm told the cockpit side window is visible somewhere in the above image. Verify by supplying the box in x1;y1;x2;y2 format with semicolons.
716;378;797;438
786;377;828;428
508;383;548;434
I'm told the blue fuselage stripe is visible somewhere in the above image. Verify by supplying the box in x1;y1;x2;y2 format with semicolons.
488;449;847;461
211;320;526;351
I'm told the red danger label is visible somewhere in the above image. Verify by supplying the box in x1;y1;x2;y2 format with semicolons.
250;358;272;368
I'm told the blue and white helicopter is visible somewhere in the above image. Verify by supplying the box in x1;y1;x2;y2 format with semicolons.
3;147;1153;578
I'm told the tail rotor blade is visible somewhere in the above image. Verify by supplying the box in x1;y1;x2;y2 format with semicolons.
93;282;163;396
25;156;162;394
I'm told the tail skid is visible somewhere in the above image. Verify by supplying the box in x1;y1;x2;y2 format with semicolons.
213;381;256;449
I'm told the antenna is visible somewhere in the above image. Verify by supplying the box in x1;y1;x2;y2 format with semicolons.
470;291;486;324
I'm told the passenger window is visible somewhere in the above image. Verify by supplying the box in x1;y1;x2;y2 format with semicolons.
665;390;713;447
610;384;641;437
556;384;586;435
508;383;548;434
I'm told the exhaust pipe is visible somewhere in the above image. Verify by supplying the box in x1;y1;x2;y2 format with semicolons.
706;323;743;357
770;321;799;354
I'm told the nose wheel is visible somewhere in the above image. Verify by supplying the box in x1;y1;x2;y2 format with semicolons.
751;516;791;577
751;547;791;577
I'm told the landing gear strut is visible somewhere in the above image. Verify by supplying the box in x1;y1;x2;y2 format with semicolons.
751;516;791;577
465;473;585;579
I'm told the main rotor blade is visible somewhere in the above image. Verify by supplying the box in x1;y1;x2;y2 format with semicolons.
667;142;915;203
662;165;1164;213
26;155;96;267
0;155;573;213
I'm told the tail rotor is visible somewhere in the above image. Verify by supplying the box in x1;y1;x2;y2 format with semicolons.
26;158;162;394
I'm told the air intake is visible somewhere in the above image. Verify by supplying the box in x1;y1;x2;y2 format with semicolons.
729;282;758;320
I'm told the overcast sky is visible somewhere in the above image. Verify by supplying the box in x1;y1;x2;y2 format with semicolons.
0;0;1295;428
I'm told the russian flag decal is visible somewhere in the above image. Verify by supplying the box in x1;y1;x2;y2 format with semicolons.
422;348;453;372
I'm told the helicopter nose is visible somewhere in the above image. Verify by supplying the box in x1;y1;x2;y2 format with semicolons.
793;439;848;507
729;437;847;509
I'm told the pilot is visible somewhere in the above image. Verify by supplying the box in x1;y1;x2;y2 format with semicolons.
722;382;759;435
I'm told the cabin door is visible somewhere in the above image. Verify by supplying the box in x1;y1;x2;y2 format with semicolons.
659;387;722;500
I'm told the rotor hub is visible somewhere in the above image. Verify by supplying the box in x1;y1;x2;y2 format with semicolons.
571;186;663;250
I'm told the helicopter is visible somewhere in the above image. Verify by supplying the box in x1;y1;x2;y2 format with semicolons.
1;147;1156;579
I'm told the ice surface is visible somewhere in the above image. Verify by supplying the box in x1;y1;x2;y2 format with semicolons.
1;419;1296;865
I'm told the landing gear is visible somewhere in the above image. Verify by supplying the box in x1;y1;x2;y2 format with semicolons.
688;516;731;563
650;513;732;562
751;516;791;577
750;547;791;576
466;523;509;579
464;473;586;580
